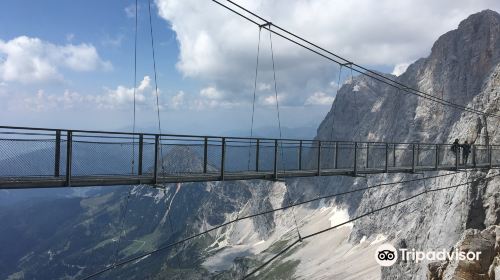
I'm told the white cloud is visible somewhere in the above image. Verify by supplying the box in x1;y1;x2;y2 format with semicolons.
189;86;242;110
155;0;499;106
257;82;271;91
138;76;151;92
391;62;411;76
170;91;185;109
23;89;91;112
305;91;335;105
200;86;223;99
98;76;150;108
261;94;285;106
18;76;153;111
0;36;111;83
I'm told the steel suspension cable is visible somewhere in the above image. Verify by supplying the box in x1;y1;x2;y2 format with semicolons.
79;169;480;279
247;27;262;171
112;186;136;267
131;0;138;175
212;0;500;119
164;187;182;269
113;0;139;269
148;0;180;270
350;66;360;140
243;172;499;278
328;64;343;141
147;0;165;174
269;25;302;241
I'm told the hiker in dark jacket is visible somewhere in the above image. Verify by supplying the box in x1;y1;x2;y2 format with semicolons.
461;140;471;165
451;139;460;156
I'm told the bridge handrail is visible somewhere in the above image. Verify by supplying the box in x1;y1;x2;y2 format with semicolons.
1;125;497;147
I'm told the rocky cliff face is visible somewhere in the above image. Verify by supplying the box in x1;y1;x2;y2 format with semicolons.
288;9;500;280
184;9;500;280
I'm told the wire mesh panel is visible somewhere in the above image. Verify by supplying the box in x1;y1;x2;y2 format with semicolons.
156;136;206;175
356;143;368;170
72;137;137;176
225;140;256;173
387;144;397;167
206;141;222;173
474;145;490;166
257;140;276;172
320;142;336;170
336;142;355;169
394;144;413;168
276;141;300;172
438;144;459;167
300;141;319;171
141;140;156;176
366;143;387;169
0;137;57;177
416;144;437;167
492;146;500;166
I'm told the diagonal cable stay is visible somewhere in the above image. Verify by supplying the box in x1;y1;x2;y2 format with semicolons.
79;169;482;279
243;172;499;278
212;0;500;119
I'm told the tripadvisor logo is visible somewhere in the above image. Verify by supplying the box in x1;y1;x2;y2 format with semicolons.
375;244;398;266
375;243;482;266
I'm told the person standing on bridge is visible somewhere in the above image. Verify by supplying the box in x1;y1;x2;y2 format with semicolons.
451;139;460;156
461;140;471;165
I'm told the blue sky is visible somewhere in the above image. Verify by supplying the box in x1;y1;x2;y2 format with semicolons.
0;0;185;89
0;0;498;137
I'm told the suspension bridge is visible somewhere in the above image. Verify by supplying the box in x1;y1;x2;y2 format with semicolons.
0;125;498;189
1;1;498;279
0;0;492;191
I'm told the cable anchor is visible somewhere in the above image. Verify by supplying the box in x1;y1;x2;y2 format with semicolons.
259;21;272;29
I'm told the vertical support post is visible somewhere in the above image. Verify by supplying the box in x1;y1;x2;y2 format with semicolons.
412;144;416;173
273;139;278;180
366;143;370;169
65;131;73;186
435;144;439;171
455;144;459;171
317;140;322;176
472;145;476;168
54;130;61;177
353;142;358;176
334;142;339;169
416;144;420;167
385;143;389;173
256;139;260;172
221;138;226;180
153;135;159;184
298;140;302;171
203;137;208;173
489;145;492;169
138;134;144;175
393;144;397;167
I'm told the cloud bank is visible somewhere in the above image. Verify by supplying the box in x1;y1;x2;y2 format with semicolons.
0;36;111;84
155;0;499;107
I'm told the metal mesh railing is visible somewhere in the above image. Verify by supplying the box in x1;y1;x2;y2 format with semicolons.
72;139;137;176
0;138;58;177
1;126;499;186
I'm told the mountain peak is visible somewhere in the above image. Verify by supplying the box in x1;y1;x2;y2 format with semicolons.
430;9;500;57
458;9;500;29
